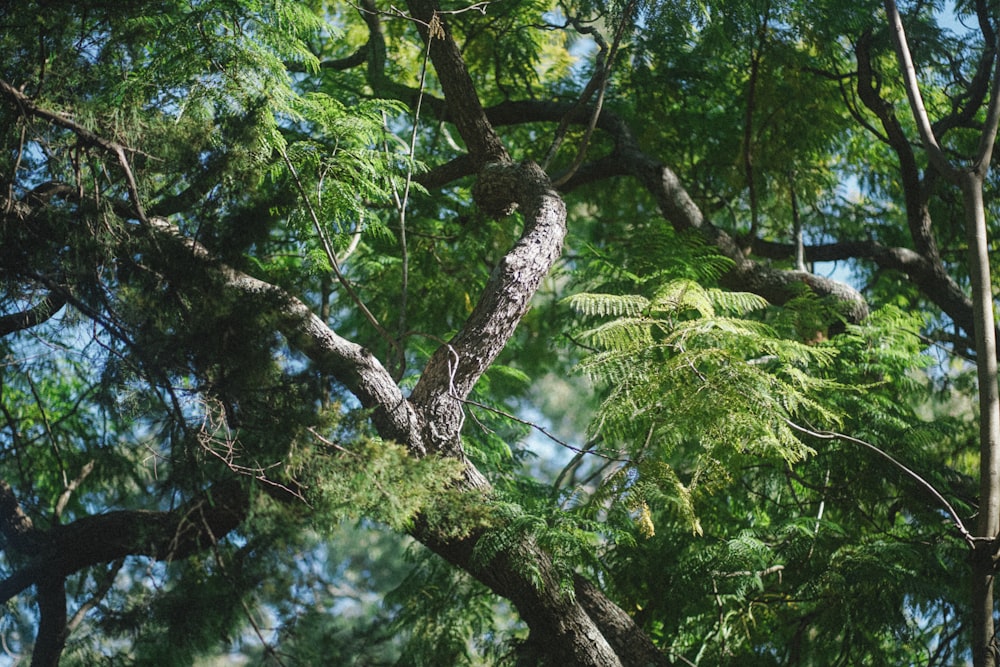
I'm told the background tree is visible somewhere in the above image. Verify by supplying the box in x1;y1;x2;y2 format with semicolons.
0;0;998;665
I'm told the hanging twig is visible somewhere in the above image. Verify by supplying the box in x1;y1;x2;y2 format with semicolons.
783;419;977;548
383;23;435;379
460;395;630;462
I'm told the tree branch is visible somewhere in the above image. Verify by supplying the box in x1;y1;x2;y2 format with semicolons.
487;100;870;323
0;291;67;336
884;0;956;177
144;216;425;454
146;202;649;666
753;236;977;338
31;576;67;667
404;0;508;167
0;80;148;222
574;574;673;666
407;162;566;464
0;479;248;606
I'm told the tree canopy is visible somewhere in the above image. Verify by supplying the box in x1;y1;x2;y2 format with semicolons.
2;0;1000;665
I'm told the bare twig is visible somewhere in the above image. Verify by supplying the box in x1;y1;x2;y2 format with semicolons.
352;0;490;27
66;558;123;633
384;22;434;379
197;397;307;503
549;0;639;187
53;460;95;522
460;396;630;462
783;419;977;548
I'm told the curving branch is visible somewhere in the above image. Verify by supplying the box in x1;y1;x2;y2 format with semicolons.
0;291;67;337
144;216;424;454
146;199;645;667
409;161;566;444
0;479;249;606
486;100;871;324
753;237;977;339
0;477;248;665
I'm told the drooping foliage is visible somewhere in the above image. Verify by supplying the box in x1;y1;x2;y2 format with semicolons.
1;0;997;665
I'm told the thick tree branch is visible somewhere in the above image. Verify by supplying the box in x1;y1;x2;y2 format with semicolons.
411;162;565;402
416;521;632;667
0;479;249;607
144;217;424;453
0;291;67;336
1;476;245;666
147;214;645;666
753;237;976;337
574;574;673;666
402;161;567;484
487;100;870;323
32;576;67;667
404;0;508;167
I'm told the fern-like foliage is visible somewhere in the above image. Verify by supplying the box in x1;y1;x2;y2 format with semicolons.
274;96;416;267
565;280;844;535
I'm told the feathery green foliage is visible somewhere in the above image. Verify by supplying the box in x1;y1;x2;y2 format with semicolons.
0;0;992;664
566;280;839;531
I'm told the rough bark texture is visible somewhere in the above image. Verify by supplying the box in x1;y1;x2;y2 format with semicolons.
6;0;1000;663
486;100;872;325
404;0;509;167
143;122;650;667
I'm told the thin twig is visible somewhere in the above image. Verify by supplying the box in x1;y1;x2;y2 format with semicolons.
384;24;433;379
352;0;490;27
242;599;290;667
783;419;977;548
53;460;95;522
460;396;630;462
0;80;151;222
197;397;307;503
66;559;123;633
548;1;639;186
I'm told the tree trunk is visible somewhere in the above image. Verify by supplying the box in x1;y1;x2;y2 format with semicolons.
964;175;1000;667
883;3;1000;661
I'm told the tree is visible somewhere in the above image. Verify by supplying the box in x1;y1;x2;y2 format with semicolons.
883;2;1000;663
0;0;998;665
